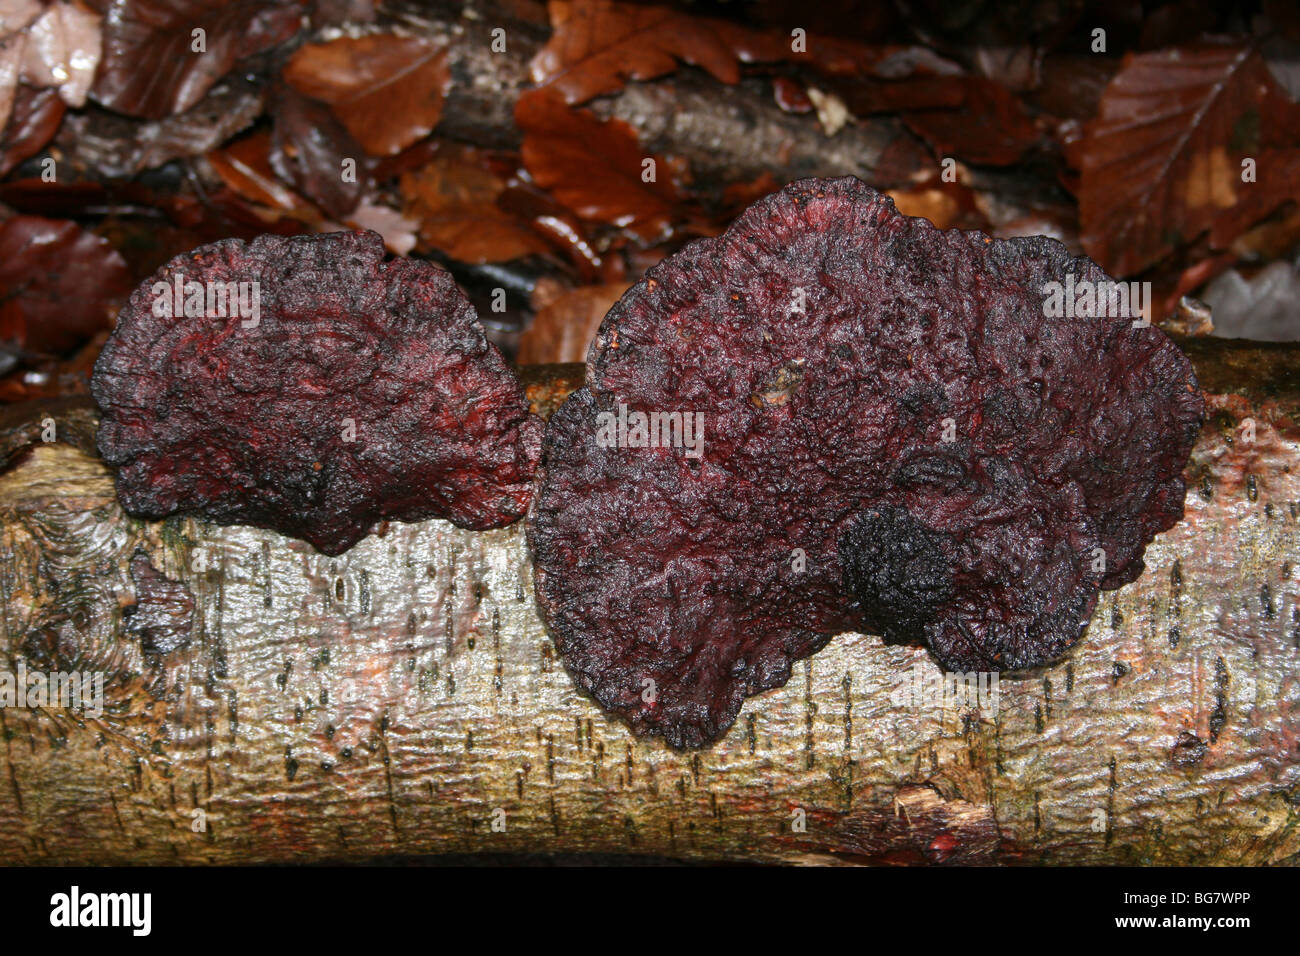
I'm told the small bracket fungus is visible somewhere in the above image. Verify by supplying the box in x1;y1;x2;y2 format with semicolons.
529;177;1203;749
92;231;542;555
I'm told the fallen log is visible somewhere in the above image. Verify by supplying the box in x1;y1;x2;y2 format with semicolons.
0;345;1297;865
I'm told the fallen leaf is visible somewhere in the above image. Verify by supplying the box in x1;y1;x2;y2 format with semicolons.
497;183;604;277
886;182;984;231
517;281;629;364
826;74;966;115
1078;44;1300;275
719;171;782;212
0;329;105;402
345;201;418;256
0;83;63;176
0;0;41;35
530;0;740;105
0;0;38;124
208;129;315;215
401;153;550;264
722;27;961;81
1029;53;1118;124
901;77;1039;166
0;216;131;355
21;1;100;107
93;0;301;119
1209;149;1300;249
270;83;366;218
283;34;450;157
531;0;962;105
310;0;376;25
515;88;679;241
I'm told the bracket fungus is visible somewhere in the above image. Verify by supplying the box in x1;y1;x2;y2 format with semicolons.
529;176;1203;749
92;230;542;555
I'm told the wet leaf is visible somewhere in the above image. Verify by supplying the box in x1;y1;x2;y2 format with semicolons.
901;77;1039;166
1078;44;1300;275
0;0;41;36
886;180;987;231
20;0;101;107
515;88;680;241
344;201;418;256
208;129;311;214
0;330;104;402
0;83;63;176
400;152;549;264
530;0;740;105
0;215;131;355
531;0;962;106
93;0;301;119
283;34;450;157
0;28;23;129
517;281;628;364
269;83;366;218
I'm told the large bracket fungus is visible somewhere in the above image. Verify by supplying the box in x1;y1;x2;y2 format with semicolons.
529;176;1204;749
92;230;542;555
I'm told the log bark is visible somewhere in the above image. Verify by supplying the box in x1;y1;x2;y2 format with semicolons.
0;346;1297;865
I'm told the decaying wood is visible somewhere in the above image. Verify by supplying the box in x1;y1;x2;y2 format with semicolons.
0;345;1297;865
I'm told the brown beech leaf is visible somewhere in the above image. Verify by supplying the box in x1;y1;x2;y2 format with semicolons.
345;201;418;256
885;180;987;232
269;83;366;219
531;0;960;106
400;153;549;264
530;0;740;105
901;77;1039;166
93;0;302;119
208;130;317;217
1079;44;1300;276
20;0;101;107
0;329;106;403
828;74;965;115
497;183;604;278
0;38;21;130
0;0;42;37
283;34;450;157
0;216;130;355
1207;149;1300;250
517;281;628;364
0;84;64;176
516;88;679;240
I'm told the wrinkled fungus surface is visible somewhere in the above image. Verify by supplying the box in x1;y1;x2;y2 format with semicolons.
93;230;542;555
529;177;1203;748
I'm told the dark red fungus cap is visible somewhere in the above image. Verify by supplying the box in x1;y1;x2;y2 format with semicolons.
92;230;542;555
528;176;1203;748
